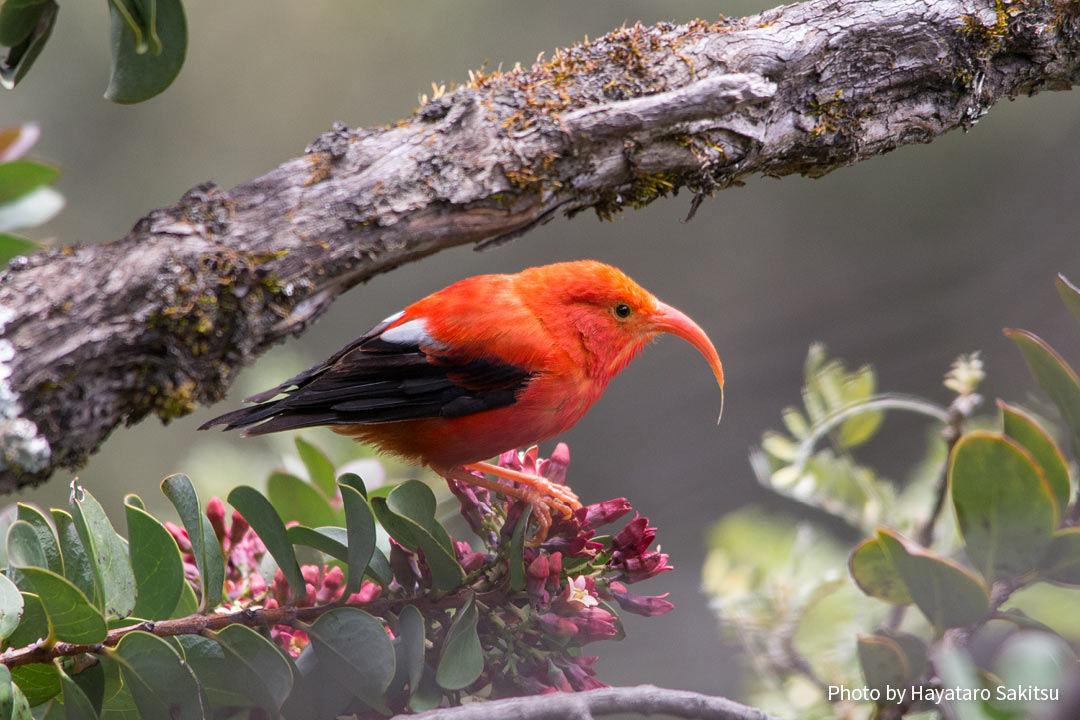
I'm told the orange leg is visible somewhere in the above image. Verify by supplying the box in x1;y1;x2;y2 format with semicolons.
439;464;579;544
463;461;582;510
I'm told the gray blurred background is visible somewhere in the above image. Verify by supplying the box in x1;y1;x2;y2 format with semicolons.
5;0;1080;702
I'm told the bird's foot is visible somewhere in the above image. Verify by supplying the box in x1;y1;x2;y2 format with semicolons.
463;461;582;511
441;463;581;544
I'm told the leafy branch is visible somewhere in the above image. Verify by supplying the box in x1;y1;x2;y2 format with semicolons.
0;442;693;717
708;275;1080;719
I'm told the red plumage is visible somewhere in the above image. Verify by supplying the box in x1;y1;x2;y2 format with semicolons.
201;260;724;538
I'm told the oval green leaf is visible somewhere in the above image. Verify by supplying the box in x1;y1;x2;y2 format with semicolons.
72;486;137;620
0;0;49;48
856;634;907;701
266;472;337;529
15;504;61;576
999;401;1071;512
0;161;58;205
0;0;56;90
509;505;532;592
227;486;303;603
1005;328;1080;457
341;485;376;597
176;634;251;709
296;437;336;499
286;525;348;561
211;623;293;712
105;0;187;104
370;497;464;591
6;520;46;570
50;510;96;605
58;665;99;720
9;661;57;708
5;592;46;650
436;592;483;691
0;574;23;643
113;631;205;720
124;499;184;621
1057;274;1080;327
1039;527;1080;585
161;474;223;611
0;664;32;719
15;567;106;644
849;536;912;605
397;604;426;700
950;432;1058;582
306;607;395;710
876;528;989;629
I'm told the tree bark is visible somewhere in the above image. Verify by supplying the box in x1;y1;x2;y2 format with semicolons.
1;0;1078;490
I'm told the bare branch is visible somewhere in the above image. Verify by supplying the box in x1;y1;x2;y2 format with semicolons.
3;0;1079;489
403;684;783;720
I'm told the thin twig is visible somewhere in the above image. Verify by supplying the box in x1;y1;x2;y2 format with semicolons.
402;684;783;720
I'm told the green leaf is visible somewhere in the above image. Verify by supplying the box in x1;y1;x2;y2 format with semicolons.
212;624;293;712
857;634;908;701
175;635;251;709
286;646;353;720
0;234;36;264
170;577;197;618
6;520;46;570
338;473;367;499
341;485;376;597
1057;274;1080;327
367;547;393;588
999;402;1071;512
9;661;57;708
50;510;96;605
0;574;23;642
70;660;106;716
1038;527;1080;585
4;593;46;650
15;505;61;576
112;631;205;720
0;0;56;90
1005;328;1080;456
876;529;989;629
950;432;1058;582
160;474;223;611
0;161;57;205
124;498;183;621
227;486;303;603
306;607;395;710
436;592;483;691
296;437;336;499
287;525;348;562
72;486;137;619
884;630;928;684
14;568;105;644
105;0;187;104
849;535;913;605
509;505;532;592
0;665;32;719
0;0;49;47
99;682;140;719
372;482;464;591
267;472;337;528
57;665;99;720
397;605;425;701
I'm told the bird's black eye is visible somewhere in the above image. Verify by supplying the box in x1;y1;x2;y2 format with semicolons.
614;303;632;319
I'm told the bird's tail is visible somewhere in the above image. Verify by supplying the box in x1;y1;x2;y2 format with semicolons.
198;401;337;437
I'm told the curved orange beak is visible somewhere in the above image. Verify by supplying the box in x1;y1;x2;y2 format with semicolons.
651;301;725;421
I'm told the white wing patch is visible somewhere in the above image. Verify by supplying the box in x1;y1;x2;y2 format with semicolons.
380;318;442;348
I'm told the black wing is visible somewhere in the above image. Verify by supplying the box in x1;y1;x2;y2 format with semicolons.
198;315;535;436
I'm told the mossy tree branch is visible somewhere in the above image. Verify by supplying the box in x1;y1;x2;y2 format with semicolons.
2;0;1078;490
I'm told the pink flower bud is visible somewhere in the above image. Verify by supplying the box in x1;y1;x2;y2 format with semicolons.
611;588;675;616
228;510;249;548
165;522;192;554
317;566;344;604
538;612;578;637
206;498;227;546
578;498;632;528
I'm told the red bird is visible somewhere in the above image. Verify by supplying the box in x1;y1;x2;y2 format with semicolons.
201;260;724;539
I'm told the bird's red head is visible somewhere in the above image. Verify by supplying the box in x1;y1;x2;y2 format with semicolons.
518;261;725;405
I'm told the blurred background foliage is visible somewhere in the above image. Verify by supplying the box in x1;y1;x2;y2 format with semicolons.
3;0;1080;702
